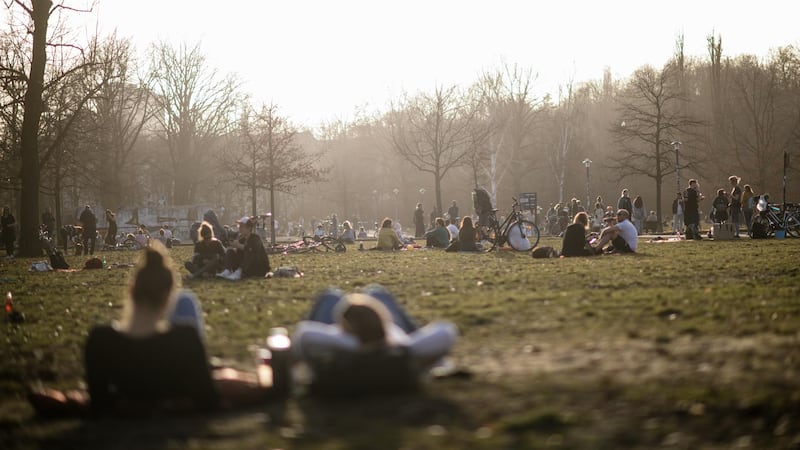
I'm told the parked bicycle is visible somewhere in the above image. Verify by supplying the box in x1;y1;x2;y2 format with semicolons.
266;235;346;255
756;201;800;237
480;197;540;251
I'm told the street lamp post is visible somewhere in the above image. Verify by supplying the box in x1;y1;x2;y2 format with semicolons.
372;189;379;222
392;188;399;220
582;158;592;208
671;141;681;194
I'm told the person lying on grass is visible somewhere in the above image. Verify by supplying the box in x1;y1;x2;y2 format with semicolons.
292;284;458;393
29;241;270;417
591;209;638;254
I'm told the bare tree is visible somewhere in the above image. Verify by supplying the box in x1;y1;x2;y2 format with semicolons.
543;79;584;204
148;41;240;205
475;64;540;202
4;0;106;256
387;85;483;215
610;63;703;229
721;53;797;193
83;34;155;209
219;103;326;245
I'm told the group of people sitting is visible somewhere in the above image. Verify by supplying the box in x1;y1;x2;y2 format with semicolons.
371;216;482;252
184;216;271;281
30;241;458;417
560;209;638;257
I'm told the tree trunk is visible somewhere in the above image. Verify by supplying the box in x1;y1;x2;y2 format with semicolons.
18;0;52;257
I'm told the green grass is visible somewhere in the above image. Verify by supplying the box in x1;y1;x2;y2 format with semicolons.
1;237;799;449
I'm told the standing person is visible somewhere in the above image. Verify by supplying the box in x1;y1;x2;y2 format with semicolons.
1;206;16;259
684;179;704;240
592;202;605;232
728;175;742;238
330;214;338;239
741;184;755;236
617;189;633;218
631;195;646;235
413;203;425;238
79;205;98;256
447;200;459;220
671;193;685;234
218;216;270;281
104;210;118;249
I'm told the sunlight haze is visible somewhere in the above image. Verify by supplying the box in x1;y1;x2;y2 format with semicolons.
88;0;800;127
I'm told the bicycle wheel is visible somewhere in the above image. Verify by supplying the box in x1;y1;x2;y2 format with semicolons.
784;214;800;237
507;220;540;251
481;225;501;252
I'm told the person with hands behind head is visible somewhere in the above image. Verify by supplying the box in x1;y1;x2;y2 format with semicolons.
218;216;270;280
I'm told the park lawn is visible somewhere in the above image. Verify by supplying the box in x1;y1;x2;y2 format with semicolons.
0;237;798;449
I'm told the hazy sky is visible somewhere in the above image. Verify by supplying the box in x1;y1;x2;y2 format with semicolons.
84;0;800;127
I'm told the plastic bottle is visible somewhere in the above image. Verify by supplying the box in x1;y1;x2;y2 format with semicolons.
358;242;364;251
102;255;107;268
5;292;12;315
266;327;292;396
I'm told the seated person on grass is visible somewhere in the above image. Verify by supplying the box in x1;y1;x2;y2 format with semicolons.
375;218;403;250
29;242;270;417
592;209;638;254
218;216;270;281
185;221;226;279
424;217;450;248
292;284;458;394
340;220;355;244
446;216;479;252
561;212;595;257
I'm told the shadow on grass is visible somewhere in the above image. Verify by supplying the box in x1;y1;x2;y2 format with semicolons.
22;390;468;450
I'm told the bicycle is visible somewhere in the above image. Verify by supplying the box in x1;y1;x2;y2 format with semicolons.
480;197;540;251
758;202;800;237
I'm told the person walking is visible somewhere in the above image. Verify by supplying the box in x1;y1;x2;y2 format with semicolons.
104;210;118;249
741;184;755;236
79;205;98;255
413;203;425;238
684;179;704;240
1;206;16;259
617;189;633;218
447;200;459;221
671;193;685;234
728;176;742;238
631;195;646;235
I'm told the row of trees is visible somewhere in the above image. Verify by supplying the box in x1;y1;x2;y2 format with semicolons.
1;2;798;256
1;1;324;255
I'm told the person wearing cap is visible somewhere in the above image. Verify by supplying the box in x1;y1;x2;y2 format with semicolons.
218;216;270;280
591;209;638;254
